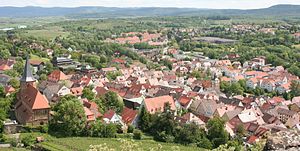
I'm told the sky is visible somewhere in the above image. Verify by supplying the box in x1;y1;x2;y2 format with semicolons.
1;0;300;9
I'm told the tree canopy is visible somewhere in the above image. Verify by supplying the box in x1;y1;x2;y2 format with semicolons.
50;95;87;136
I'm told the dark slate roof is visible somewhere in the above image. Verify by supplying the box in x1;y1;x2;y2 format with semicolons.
219;97;241;106
20;57;36;82
0;74;11;86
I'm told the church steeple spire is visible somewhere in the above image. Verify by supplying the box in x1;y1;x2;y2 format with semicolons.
20;56;36;82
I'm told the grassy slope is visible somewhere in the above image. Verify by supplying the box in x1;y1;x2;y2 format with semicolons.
40;137;202;151
19;133;202;151
30;54;50;63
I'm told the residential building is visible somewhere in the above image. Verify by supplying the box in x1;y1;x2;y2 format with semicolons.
142;95;176;114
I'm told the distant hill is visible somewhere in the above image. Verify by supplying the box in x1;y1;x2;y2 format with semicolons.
0;4;299;18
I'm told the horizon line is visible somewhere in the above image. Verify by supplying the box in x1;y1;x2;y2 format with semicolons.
0;3;296;10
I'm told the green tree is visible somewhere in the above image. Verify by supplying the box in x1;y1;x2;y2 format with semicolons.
82;86;95;100
133;129;142;140
13;60;25;76
0;49;11;59
102;91;124;113
101;123;117;138
227;140;243;151
220;81;230;93
89;121;117;138
45;62;55;74
238;79;247;91
288;64;300;77
8;78;20;89
175;123;206;145
207;117;229;148
0;86;5;98
3;70;18;77
138;106;151;132
106;71;122;81
229;83;244;96
290;80;300;98
197;137;213;150
254;87;265;96
92;98;105;113
39;74;47;81
50;95;87;136
151;103;177;142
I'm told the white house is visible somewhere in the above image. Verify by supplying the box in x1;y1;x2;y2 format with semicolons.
260;79;275;92
246;78;259;89
103;109;126;128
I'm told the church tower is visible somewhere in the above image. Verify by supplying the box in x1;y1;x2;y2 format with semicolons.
20;57;36;89
15;56;50;125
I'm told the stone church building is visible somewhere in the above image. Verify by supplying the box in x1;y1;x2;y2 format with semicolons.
15;57;50;125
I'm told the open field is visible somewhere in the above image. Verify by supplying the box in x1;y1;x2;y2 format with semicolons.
23;26;69;40
30;54;51;63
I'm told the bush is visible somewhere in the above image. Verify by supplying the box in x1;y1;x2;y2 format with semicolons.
116;124;124;134
133;129;142;140
102;124;117;138
155;131;174;143
21;126;33;133
197;137;213;149
21;135;35;147
38;125;48;133
127;125;134;133
7;137;17;147
0;133;6;142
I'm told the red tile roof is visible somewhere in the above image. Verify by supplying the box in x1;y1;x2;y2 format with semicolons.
269;97;285;105
95;87;108;97
220;76;231;82
144;95;176;114
0;59;15;71
84;107;95;121
4;85;15;94
112;58;126;64
121;107;138;124
242;97;253;104
48;70;68;82
80;76;91;86
21;84;50;110
82;99;102;118
178;95;192;107
247;135;258;144
0;64;11;71
103;109;116;120
261;102;272;111
71;87;83;96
